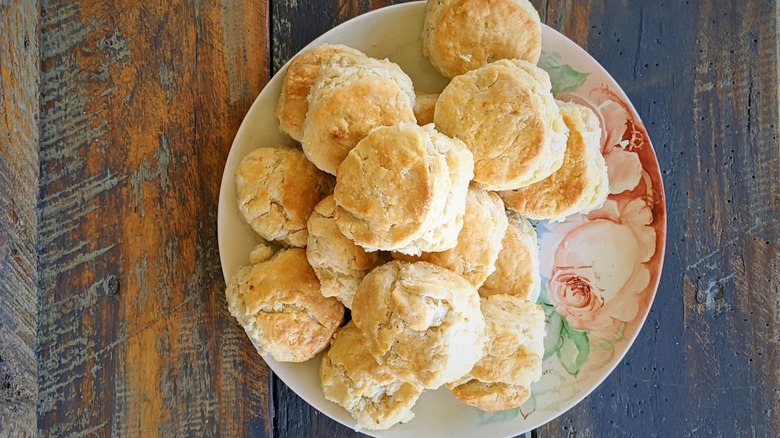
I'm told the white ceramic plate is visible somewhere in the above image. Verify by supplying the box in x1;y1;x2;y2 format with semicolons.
218;2;667;437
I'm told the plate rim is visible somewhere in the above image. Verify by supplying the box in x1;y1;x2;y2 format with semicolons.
216;2;668;436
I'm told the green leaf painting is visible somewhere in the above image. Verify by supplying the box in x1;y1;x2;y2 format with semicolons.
543;306;563;360
539;284;591;376
539;50;589;95
557;318;590;376
476;407;520;426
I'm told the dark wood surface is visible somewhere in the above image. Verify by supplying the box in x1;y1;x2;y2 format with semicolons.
0;1;39;437
0;0;774;436
534;2;780;436
36;0;272;436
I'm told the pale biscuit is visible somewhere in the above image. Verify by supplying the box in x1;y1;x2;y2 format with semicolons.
447;294;545;411
320;322;424;430
236;147;334;247
478;212;541;302
306;196;381;308
275;44;366;141
393;187;508;288
352;261;486;389
225;248;345;363
422;0;542;78
302;52;417;175
334;122;474;256
500;101;610;221
248;242;276;265
414;91;439;125
434;59;568;191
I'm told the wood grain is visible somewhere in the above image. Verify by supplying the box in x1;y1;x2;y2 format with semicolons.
25;0;779;436
533;0;780;436
36;1;272;436
0;1;39;437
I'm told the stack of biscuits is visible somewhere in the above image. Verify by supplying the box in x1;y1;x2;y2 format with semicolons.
225;0;609;431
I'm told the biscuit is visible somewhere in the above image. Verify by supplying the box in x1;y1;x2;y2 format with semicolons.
434;59;568;191
334;122;474;256
422;0;542;78
248;242;276;265
321;322;424;430
500;101;610;221
302;52;417;175
447;294;545;411
414;91;439;125
275;44;366;141
393;187;508;288
352;260;486;389
236;147;334;247
225;248;345;363
306;196;381;308
478;212;541;302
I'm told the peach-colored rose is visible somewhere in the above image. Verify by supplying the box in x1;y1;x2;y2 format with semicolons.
547;198;656;333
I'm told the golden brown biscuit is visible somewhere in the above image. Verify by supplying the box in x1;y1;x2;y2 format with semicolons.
434;59;568;191
447;294;545;411
225;248;345;362
499;101;610;221
393;187;508;288
334;122;474;256
422;0;542;78
302;52;416;175
414;91;439;125
320;322;424;430
449;380;531;412
352;260;486;389
478;212;541;302
275;44;366;141
306;196;381;308
236;147;334;247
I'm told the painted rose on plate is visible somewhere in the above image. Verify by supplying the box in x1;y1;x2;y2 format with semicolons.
546;79;658;339
524;51;663;384
548;197;656;334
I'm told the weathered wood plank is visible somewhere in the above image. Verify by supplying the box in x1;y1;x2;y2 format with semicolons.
535;0;780;436
36;1;272;436
0;1;39;437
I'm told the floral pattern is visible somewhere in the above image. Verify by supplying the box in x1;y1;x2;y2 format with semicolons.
481;51;666;425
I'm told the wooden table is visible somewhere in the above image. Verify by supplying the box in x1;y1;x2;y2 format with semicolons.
1;0;778;436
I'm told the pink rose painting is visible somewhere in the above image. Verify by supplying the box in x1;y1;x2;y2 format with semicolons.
490;50;666;424
548;198;656;333
531;55;666;381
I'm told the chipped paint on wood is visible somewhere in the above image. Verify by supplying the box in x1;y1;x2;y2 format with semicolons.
37;0;272;436
0;0;40;436
533;0;780;436
29;1;779;437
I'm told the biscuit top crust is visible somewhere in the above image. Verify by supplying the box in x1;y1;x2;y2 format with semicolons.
302;52;416;175
334;123;472;253
423;0;542;78
275;44;366;141
351;260;486;389
499;101;606;221
434;59;567;190
225;248;345;362
235;147;334;247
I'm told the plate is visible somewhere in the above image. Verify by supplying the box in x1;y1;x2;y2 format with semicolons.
217;2;667;437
